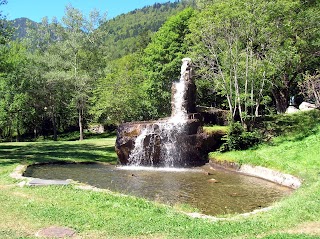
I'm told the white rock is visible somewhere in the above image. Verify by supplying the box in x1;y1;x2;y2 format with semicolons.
299;102;316;111
285;106;300;114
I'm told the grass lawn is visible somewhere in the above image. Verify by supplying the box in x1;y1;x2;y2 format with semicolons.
203;125;229;134
0;120;320;238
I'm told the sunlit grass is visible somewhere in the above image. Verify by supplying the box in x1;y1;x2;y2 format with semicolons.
203;125;229;134
209;123;320;180
0;116;320;238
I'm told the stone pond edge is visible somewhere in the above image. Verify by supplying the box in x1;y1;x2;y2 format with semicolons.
10;161;302;222
208;159;302;189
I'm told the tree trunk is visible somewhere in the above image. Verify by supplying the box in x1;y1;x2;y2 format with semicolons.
272;87;289;114
15;113;20;142
9;124;12;142
16;123;21;142
52;113;58;141
34;128;37;139
79;108;84;141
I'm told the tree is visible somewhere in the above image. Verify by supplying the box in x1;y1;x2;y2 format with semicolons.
189;0;320;125
0;0;11;44
143;7;194;118
25;6;107;140
56;5;107;140
0;42;34;141
189;0;273;126
91;53;149;124
24;17;73;140
299;71;320;107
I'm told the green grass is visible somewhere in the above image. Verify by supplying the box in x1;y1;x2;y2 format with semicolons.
0;119;320;238
203;125;229;134
209;121;320;180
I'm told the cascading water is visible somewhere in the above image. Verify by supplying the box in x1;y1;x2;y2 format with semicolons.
116;57;217;167
127;58;191;167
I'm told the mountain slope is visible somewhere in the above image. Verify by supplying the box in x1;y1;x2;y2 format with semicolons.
11;1;195;59
96;1;195;59
11;17;38;39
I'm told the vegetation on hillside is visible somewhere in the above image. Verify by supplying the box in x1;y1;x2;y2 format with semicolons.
102;0;195;60
0;0;319;142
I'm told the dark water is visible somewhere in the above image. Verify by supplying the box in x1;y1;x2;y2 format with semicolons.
24;163;293;216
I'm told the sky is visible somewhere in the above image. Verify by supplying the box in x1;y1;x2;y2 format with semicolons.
1;0;175;22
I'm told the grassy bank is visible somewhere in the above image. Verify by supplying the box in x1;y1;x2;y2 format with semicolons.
0;127;320;238
209;112;320;237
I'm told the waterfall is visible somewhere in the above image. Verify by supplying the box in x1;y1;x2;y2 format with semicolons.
127;58;191;167
170;58;189;123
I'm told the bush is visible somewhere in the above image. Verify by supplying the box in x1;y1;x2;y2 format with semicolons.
263;110;320;139
220;122;262;151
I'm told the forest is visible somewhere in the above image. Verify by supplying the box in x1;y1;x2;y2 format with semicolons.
0;0;319;141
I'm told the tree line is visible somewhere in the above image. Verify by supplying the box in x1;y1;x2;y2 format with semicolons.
0;0;319;141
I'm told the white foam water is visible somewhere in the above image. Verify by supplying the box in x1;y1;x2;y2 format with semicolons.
117;165;202;172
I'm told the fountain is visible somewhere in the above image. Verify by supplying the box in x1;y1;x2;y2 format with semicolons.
22;63;296;215
116;58;224;167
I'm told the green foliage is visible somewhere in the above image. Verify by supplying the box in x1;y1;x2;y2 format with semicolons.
220;110;320;152
0;41;36;140
90;53;153;124
262;110;320;141
221;122;262;151
211;111;320;177
21;6;108;141
0;1;197;140
299;71;320;106
143;7;194;117
102;1;194;60
188;0;320;118
1;0;320;141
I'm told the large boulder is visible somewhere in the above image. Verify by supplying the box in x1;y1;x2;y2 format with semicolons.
285;106;300;114
115;121;155;165
299;102;317;111
115;118;225;167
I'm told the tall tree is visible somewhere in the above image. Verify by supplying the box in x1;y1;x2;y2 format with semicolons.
300;71;320;107
91;53;148;124
189;0;320;123
0;42;34;141
189;0;274;126
25;17;71;140
143;7;194;118
25;6;107;140
57;5;107;140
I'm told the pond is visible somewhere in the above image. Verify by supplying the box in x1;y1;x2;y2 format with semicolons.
24;163;293;216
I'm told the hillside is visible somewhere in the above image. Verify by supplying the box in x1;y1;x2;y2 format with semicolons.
11;17;38;39
10;1;194;59
102;1;194;59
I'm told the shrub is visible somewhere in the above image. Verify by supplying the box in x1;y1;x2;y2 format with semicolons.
263;110;320;139
220;122;262;151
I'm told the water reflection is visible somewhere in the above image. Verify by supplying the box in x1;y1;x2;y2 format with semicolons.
24;163;293;215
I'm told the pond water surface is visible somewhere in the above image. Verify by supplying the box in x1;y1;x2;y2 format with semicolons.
24;163;293;216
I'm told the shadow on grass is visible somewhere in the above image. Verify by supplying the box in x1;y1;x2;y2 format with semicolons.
57;131;117;141
0;141;118;166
